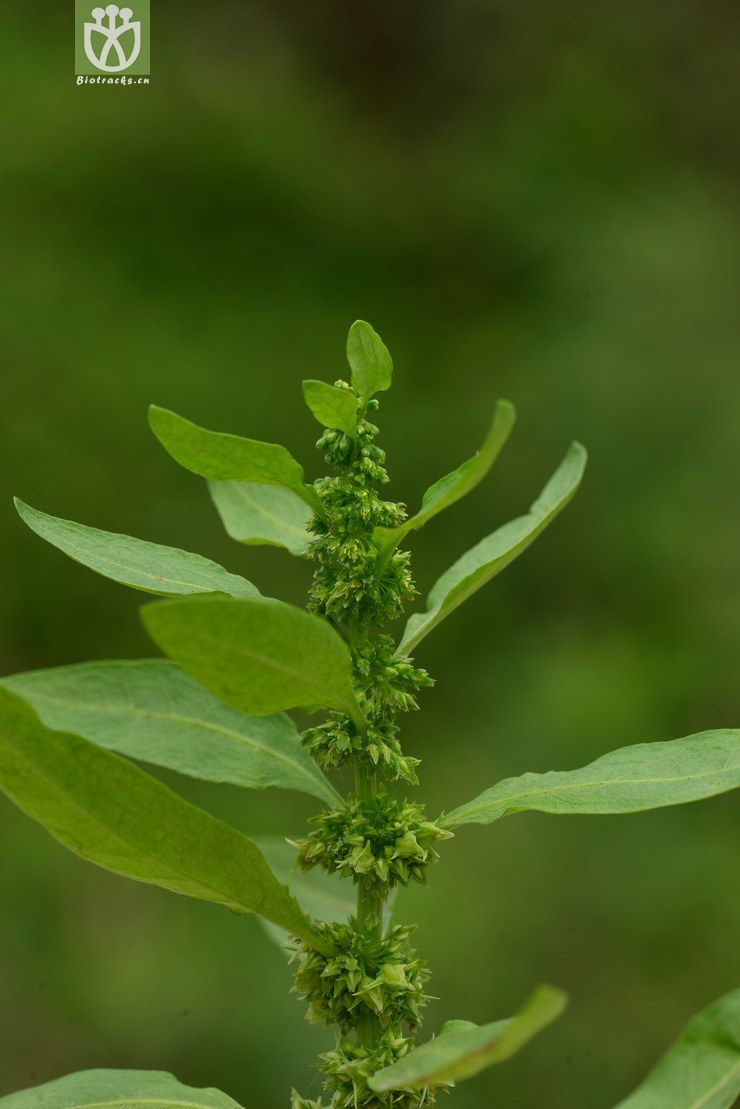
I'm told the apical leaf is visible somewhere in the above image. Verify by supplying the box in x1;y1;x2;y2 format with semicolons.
0;1068;245;1108
0;686;331;952
141;594;364;726
3;659;339;806
374;401;516;553
612;989;740;1109
442;730;740;828
148;405;323;514
398;442;587;655
209;480;313;556
14;499;258;599
302;379;358;436
368;985;566;1092
346;320;392;401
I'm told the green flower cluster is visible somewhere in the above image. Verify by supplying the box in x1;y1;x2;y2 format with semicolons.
290;920;430;1033
302;636;431;784
320;1031;434;1109
294;368;442;1109
307;389;415;631
296;790;453;894
301;710;420;783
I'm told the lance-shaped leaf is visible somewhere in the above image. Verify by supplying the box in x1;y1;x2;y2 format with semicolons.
374;400;516;553
613;989;740;1109
0;686;332;952
302;379;358;436
209;480;313;556
0;1069;245;1108
346;320;392;401
254;836;397;951
442;730;740;828
142;594;364;727
368;985;566;1092
255;835;356;925
14;499;258;599
3;659;339;806
398;442;587;656
148;405;323;514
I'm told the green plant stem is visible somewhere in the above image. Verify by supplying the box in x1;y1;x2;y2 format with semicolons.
355;762;385;1049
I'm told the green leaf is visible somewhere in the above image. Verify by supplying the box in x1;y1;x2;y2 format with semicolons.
141;594;364;726
0;686;331;952
368;985;566;1092
148;405;323;514
3;659;339;807
254;836;397;951
302;379;358;436
14;499;258;600
398;442;587;655
0;1069;245;1108
209;480;313;556
442;730;740;828
613;989;740;1109
254;835;356;925
346;320;392;401
375;401;516;552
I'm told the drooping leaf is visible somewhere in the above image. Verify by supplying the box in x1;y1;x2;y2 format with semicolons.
148;405;323;514
346;320;392;401
612;989;740;1109
3;659;339;806
0;686;331;952
398;442;587;655
254;836;397;951
374;401;516;553
255;835;356;925
302;379;358;436
14;499;258;600
0;1069;245;1108
209;480;313;556
442;730;740;828
141;594;364;726
368;985;566;1092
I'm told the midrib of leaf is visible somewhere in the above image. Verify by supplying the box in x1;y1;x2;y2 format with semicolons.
229;486;311;541
4;730;296;929
186;627;359;721
448;762;740;824
61;542;235;591
691;1060;740;1109
59;1101;229;1109
17;689;340;804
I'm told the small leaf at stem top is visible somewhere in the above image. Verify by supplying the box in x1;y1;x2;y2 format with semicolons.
398;441;587;656
374;400;515;553
442;730;740;828
345;320;392;402
612;989;740;1109
148;404;323;514
302;379;358;436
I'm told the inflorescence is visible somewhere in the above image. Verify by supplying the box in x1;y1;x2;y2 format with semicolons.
293;380;442;1109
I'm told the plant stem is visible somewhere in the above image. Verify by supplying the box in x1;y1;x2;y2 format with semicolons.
355;762;385;1048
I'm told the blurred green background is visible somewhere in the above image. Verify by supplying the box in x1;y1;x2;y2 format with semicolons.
1;1;739;1106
